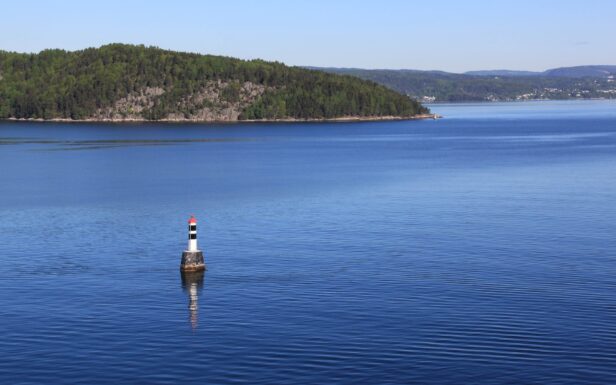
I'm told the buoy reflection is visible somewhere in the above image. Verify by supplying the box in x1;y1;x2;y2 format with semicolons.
180;270;205;331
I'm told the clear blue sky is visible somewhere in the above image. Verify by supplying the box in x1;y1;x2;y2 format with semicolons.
1;0;615;72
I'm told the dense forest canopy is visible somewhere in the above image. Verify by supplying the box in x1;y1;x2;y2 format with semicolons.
0;44;428;120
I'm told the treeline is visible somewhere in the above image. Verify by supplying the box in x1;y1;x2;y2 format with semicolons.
322;68;616;102
0;44;427;120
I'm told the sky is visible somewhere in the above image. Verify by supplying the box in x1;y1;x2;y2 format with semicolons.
1;0;615;72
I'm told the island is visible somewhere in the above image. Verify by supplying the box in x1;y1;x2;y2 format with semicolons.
0;44;432;122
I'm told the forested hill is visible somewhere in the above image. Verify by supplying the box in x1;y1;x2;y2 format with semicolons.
0;44;428;121
318;67;616;102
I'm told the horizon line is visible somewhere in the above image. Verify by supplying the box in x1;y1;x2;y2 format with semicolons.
2;42;614;74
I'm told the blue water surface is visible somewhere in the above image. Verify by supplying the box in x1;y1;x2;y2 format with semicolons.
1;100;615;384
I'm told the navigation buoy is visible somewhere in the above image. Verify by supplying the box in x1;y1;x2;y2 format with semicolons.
180;215;206;272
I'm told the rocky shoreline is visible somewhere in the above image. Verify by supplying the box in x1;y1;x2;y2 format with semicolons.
3;113;441;124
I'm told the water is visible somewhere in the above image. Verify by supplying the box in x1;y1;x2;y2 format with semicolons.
1;100;616;384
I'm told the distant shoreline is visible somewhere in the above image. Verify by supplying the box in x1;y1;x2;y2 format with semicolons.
2;113;441;124
423;98;616;105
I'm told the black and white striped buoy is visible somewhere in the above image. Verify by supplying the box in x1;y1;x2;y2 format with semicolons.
180;216;206;271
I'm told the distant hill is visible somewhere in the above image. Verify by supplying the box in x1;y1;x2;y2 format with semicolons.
0;44;428;121
317;66;616;102
467;65;616;78
543;65;616;78
465;70;541;77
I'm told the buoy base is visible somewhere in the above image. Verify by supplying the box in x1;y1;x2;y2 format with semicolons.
180;251;206;272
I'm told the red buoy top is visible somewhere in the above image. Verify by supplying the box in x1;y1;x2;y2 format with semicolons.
188;216;197;224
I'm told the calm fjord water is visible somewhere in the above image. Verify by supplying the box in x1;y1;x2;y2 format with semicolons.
1;101;616;384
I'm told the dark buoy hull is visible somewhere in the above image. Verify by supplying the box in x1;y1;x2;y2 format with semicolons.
180;251;206;272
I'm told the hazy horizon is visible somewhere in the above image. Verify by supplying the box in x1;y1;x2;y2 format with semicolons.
5;42;615;74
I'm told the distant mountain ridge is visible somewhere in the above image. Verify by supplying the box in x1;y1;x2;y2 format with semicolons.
464;70;542;77
543;65;616;78
466;65;616;78
316;65;616;102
